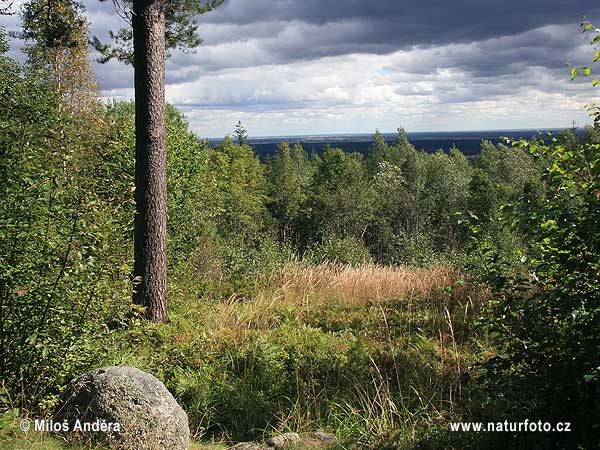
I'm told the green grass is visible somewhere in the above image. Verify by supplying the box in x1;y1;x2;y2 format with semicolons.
0;410;103;450
2;263;493;449
0;410;229;450
114;263;492;448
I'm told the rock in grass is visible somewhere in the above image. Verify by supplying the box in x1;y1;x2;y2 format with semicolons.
308;431;336;445
56;366;189;450
229;443;269;450
266;432;302;448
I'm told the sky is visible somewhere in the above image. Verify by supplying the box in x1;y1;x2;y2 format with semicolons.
2;0;600;137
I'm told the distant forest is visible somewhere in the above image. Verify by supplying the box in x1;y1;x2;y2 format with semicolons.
208;128;582;159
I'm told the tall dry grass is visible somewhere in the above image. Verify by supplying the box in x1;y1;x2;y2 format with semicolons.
268;262;460;304
195;262;484;343
163;262;491;446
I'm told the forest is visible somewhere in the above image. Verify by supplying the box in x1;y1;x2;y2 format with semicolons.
1;1;600;450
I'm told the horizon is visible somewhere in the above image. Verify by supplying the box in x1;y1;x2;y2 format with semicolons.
204;126;578;141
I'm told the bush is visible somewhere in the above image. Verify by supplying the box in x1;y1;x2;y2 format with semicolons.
304;236;372;266
472;136;600;448
0;46;129;412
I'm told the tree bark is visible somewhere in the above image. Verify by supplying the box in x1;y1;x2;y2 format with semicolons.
132;0;167;322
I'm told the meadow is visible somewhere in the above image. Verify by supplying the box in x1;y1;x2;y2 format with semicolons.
3;263;491;449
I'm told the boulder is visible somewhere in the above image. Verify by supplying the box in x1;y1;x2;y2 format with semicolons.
303;431;337;447
265;432;301;448
56;366;189;450
229;444;269;450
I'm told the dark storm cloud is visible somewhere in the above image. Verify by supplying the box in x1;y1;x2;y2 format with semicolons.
384;25;589;79
6;0;599;86
2;0;597;132
204;0;594;29
198;0;600;53
146;0;599;86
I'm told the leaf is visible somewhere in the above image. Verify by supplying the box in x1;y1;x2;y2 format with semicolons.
571;67;578;81
581;67;593;76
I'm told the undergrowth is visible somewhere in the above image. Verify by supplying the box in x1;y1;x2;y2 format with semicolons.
110;262;491;449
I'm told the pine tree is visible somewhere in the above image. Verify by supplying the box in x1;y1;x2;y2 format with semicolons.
234;120;248;145
93;0;224;322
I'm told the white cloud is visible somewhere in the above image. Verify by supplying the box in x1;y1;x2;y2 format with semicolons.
156;30;596;136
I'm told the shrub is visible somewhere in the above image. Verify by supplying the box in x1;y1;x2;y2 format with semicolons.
304;236;372;266
472;136;600;448
0;46;129;412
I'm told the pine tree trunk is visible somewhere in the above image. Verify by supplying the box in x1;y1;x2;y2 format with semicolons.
132;0;167;322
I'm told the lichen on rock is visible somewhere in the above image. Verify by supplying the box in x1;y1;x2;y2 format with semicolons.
56;366;189;450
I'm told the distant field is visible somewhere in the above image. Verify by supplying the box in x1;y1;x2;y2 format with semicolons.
206;128;573;159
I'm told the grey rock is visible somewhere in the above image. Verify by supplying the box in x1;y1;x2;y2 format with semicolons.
56;366;189;450
229;443;269;450
310;431;336;444
266;432;301;448
294;431;337;448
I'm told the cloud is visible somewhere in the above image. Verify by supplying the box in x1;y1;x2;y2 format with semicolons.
1;0;599;136
163;35;595;136
197;0;600;57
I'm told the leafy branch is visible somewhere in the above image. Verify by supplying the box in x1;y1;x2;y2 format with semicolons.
567;18;599;84
567;17;600;128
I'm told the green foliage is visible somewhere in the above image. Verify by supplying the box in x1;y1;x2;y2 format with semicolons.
266;142;309;243
306;147;375;243
19;0;86;50
367;142;472;264
165;108;216;263
366;127;411;175
423;149;471;249
259;130;546;268
459;140;545;277
465;35;600;448
365;129;390;174
304;236;372;266
209;138;270;244
471;140;543;219
202;236;295;301
0;41;128;412
471;136;600;448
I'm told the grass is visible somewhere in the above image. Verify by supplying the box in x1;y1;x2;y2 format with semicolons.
0;410;227;450
172;262;480;338
131;262;490;448
3;262;492;449
0;410;101;450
